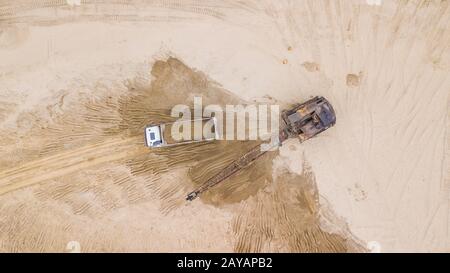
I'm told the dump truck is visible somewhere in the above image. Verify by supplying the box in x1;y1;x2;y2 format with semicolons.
145;117;220;148
185;96;336;201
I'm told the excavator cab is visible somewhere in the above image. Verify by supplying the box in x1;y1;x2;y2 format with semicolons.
281;96;336;142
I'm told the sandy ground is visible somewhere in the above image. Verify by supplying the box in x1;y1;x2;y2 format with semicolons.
0;0;449;252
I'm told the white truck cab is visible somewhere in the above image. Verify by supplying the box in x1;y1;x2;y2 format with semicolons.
144;117;220;148
145;125;163;147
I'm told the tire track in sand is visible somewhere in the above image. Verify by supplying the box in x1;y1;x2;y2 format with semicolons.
0;136;145;196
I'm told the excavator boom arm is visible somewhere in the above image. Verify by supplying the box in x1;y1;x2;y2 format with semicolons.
186;144;267;201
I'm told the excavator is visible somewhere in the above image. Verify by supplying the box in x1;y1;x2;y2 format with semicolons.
184;96;336;201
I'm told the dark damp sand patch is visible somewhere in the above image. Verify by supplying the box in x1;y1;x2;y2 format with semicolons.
197;146;277;205
1;57;270;212
114;57;272;207
0;56;363;252
232;163;365;253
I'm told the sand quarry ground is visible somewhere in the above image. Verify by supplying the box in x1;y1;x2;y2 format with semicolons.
0;0;449;252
